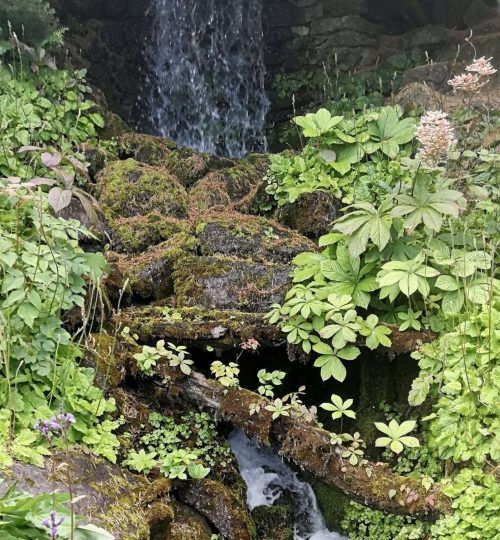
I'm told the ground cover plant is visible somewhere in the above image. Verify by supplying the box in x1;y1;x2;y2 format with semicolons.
265;55;499;537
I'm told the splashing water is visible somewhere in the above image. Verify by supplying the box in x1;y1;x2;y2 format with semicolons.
141;0;269;157
229;430;347;540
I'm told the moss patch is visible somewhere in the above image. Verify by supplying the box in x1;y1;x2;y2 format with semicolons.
252;505;294;540
110;212;193;253
97;158;188;221
118;132;177;165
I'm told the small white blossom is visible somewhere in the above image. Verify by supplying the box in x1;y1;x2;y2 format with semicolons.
448;73;484;93
465;56;497;77
416;111;456;167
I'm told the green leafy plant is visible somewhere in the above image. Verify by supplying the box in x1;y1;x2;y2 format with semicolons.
320;394;356;435
265;398;292;420
374;420;420;454
210;361;240;387
0;188;119;464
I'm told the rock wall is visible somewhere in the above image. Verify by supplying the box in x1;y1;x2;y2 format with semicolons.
262;0;496;74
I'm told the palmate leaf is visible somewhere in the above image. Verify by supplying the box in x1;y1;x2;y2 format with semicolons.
377;253;439;299
334;199;393;257
367;106;416;158
391;175;466;233
294;108;343;137
319;245;378;309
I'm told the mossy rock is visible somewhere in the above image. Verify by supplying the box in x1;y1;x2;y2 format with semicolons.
109;212;194;253
275;190;342;239
178;479;256;540
251;505;294;540
0;451;152;539
87;333;129;388
164;147;210;187
188;173;232;213
97;158;188;221
173;255;290;312
152;501;213;540
107;236;196;301
188;156;269;214
113;306;283;349
118;132;177;165
197;213;317;264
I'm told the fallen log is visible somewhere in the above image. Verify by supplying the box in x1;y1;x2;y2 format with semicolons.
166;370;451;520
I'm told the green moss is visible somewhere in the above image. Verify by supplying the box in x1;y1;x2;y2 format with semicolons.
305;474;350;532
97;158;188;221
118;132;177;165
252;505;294;540
110;212;193;253
91;333;128;388
173;254;233;306
164;147;209;186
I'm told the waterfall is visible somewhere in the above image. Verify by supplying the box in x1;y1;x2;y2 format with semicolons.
141;0;269;158
229;430;348;540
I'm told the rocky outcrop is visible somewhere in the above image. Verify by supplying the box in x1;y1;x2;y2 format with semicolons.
0;450;171;539
173;255;290;312
179;479;255;540
275;190;342;238
197;214;317;264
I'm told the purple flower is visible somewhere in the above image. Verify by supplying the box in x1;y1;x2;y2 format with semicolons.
34;410;75;438
42;510;64;539
57;412;76;426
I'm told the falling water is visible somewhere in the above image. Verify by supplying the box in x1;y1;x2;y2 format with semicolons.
141;0;269;157
229;430;348;540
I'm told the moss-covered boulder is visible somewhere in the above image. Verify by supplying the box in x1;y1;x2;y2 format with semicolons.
178;479;255;540
173;255;290;312
251;505;294;540
107;235;196;301
97;159;188;221
0;451;154;539
118;132;177;165
197;213;317;264
188;156;269;214
275;190;342;238
109;212;193;253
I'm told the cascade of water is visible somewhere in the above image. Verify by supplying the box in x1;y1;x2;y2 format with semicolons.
229;430;348;540
141;0;269;157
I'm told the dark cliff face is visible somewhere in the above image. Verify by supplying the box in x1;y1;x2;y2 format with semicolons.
48;0;152;127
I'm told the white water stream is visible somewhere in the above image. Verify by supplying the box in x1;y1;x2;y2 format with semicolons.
229;430;347;540
142;0;269;157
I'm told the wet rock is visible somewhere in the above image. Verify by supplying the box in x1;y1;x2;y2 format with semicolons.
197;213;317;264
0;451;151;539
252;505;294;540
173;255;290;312
464;0;498;27
109;212;194;253
178;479;255;540
152;501;213;540
97;159;188;221
113;306;283;349
276;190;342;238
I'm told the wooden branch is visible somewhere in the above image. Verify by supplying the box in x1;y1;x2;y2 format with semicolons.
167;370;451;520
